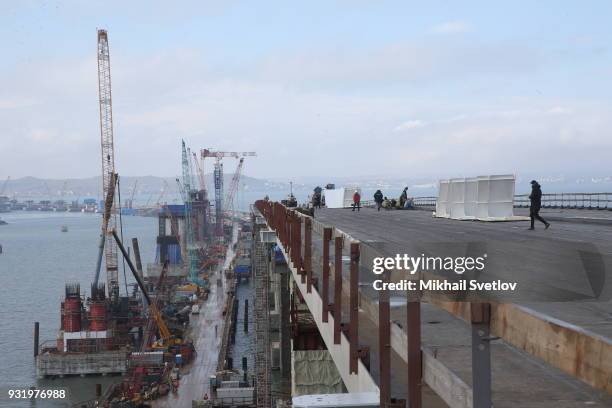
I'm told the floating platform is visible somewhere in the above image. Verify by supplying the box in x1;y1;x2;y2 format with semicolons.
36;349;129;378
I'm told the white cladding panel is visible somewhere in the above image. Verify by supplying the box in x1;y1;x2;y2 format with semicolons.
324;188;361;209
436;174;516;221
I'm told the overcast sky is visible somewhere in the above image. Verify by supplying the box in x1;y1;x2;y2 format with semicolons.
1;1;611;180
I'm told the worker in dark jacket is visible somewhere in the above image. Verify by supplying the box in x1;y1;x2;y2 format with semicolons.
399;187;409;208
374;190;384;211
529;180;550;230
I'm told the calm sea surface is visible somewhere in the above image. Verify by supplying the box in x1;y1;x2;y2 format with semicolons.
0;211;157;407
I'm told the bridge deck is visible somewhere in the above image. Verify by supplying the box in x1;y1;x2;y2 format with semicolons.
316;207;612;338
311;207;612;406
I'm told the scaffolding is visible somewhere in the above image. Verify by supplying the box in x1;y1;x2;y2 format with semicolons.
253;222;271;408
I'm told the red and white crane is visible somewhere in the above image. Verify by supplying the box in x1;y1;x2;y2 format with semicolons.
96;29;119;298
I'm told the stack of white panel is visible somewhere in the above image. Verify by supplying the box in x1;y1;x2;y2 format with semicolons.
435;174;520;221
324;187;361;209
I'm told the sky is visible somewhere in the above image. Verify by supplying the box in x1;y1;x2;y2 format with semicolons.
0;1;611;180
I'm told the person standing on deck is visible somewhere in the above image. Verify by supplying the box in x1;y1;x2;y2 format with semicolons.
529;180;551;230
374;189;384;211
399;187;409;208
352;190;361;212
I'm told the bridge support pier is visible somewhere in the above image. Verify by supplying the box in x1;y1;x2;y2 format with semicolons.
407;301;422;408
471;302;492;408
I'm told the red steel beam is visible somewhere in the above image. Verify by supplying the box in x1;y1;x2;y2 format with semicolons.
333;236;343;344
407;301;422;408
379;270;391;406
349;242;360;374
322;227;332;323
304;218;312;293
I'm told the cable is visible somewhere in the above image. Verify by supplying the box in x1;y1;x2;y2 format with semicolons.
117;175;129;296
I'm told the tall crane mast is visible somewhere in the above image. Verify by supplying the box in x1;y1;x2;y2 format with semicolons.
180;141;204;286
200;150;256;238
97;29;119;299
192;152;206;192
225;158;245;216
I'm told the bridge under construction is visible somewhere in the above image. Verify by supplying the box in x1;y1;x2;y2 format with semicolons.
251;200;612;408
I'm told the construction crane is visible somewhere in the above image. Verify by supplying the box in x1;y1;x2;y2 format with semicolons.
94;173;117;287
200;149;256;238
97;29;119;299
192;152;206;192
187;147;197;194
0;176;9;196
224;158;245;217
179;141;204;286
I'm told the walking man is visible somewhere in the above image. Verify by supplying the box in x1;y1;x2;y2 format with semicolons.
529;180;550;230
374;189;384;211
352;190;361;212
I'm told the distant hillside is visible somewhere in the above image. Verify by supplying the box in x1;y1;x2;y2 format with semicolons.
3;173;611;201
1;175;298;201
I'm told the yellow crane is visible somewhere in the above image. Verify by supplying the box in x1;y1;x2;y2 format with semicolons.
111;229;180;348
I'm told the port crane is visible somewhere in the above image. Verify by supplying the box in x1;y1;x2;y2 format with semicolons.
200;149;256;237
97;29;119;299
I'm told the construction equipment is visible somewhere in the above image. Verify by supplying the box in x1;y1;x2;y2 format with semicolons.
111;230;179;349
224;158;245;217
97;29;119;299
140;258;169;351
192;152;206;192
200;149;256;238
179;140;205;286
94;172;118;287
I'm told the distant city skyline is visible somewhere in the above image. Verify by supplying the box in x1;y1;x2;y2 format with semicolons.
1;1;611;179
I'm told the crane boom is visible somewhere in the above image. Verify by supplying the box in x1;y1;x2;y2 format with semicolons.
192;152;206;192
224;158;244;214
97;29;119;298
94;172;117;286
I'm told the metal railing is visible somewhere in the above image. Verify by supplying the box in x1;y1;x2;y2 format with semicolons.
514;192;612;209
366;193;612;210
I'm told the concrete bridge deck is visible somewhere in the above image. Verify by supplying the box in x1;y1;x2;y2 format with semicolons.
255;202;612;407
311;207;611;406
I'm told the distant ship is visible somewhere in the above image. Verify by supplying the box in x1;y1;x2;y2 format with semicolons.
0;218;7;226
61;225;68;232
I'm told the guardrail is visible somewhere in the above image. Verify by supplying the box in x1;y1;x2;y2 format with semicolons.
514;192;612;209
364;193;612;210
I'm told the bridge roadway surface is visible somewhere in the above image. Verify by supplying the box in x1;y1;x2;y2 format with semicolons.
153;228;238;407
312;207;612;407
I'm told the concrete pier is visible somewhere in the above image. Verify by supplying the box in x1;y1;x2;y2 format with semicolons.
36;350;128;378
